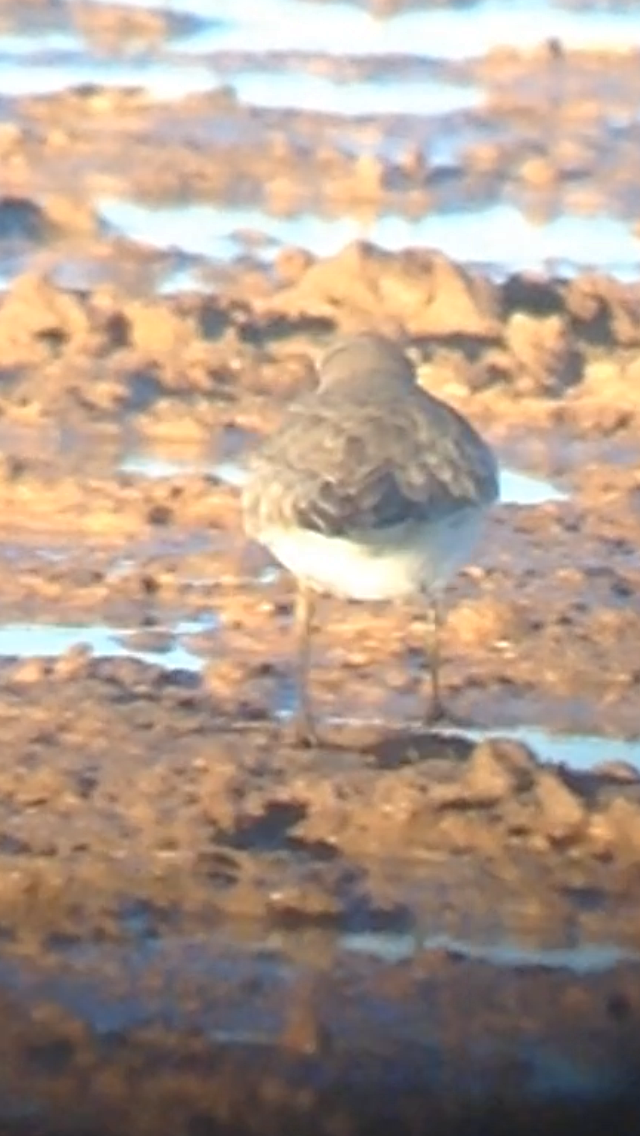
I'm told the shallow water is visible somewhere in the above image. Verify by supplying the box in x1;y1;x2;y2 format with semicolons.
0;930;633;1039
434;723;640;773
120;453;569;505
0;50;482;114
0;55;225;100
499;469;568;504
99;198;640;280
341;932;637;970
0;618;213;672
231;71;482;116
0;927;630;1055
2;0;638;292
0;931;633;1128
3;616;638;772
267;707;640;773
85;0;640;57
1;0;639;293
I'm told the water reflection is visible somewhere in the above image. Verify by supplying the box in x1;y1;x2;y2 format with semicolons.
98;198;640;280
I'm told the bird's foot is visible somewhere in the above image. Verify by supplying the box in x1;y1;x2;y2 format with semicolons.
289;712;320;749
423;700;472;731
423;694;447;726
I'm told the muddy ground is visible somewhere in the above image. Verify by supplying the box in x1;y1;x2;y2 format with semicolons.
2;1;640;1133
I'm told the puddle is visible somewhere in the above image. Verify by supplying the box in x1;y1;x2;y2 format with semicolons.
0;931;633;1124
0;33;80;54
0;49;481;116
156;263;213;295
0;56;225;100
0;619;214;671
0;928;634;1028
499;469;567;505
0;941;290;1042
270;716;640;774
121;452;568;507
2;1;634;109
121;453;250;489
230;71;481;116
0;258;30;294
5;1;636;119
98;199;640;280
442;724;640;774
149;0;640;58
341;932;637;971
207;459;249;489
120;453;249;486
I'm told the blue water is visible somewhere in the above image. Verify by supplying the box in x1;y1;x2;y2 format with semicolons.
98;199;640;280
119;454;569;505
0;618;213;671
83;0;640;58
1;0;639;284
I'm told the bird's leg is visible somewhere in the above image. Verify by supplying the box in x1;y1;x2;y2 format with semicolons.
423;596;446;724
293;582;319;746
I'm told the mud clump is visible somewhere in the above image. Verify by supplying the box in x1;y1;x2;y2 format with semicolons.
71;0;198;48
460;737;536;802
0;196;52;242
261;240;501;338
505;310;582;395
4;257;640;449
0;662;640;940
0;661;639;1133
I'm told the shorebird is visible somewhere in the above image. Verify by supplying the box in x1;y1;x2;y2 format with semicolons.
243;333;499;745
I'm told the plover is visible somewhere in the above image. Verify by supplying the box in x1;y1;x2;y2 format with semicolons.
243;333;499;745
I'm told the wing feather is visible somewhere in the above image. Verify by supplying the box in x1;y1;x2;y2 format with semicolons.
244;388;498;538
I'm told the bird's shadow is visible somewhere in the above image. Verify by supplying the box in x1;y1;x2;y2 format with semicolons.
316;720;475;769
369;729;474;770
226;709;478;770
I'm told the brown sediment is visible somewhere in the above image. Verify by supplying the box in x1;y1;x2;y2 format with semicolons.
1;5;640;1131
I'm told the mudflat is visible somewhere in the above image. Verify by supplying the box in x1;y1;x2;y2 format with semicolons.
1;1;640;1132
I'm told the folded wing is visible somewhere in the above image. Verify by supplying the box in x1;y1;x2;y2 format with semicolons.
245;390;498;538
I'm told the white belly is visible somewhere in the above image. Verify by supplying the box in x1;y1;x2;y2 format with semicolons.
260;507;485;601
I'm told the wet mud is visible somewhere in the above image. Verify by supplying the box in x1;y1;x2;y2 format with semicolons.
2;1;640;1133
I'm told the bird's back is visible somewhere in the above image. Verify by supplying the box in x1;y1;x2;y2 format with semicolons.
243;364;498;541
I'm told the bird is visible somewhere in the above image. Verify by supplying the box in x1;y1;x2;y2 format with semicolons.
242;332;499;745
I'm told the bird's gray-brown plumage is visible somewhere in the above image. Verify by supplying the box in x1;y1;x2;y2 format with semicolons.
243;333;499;745
244;335;497;540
